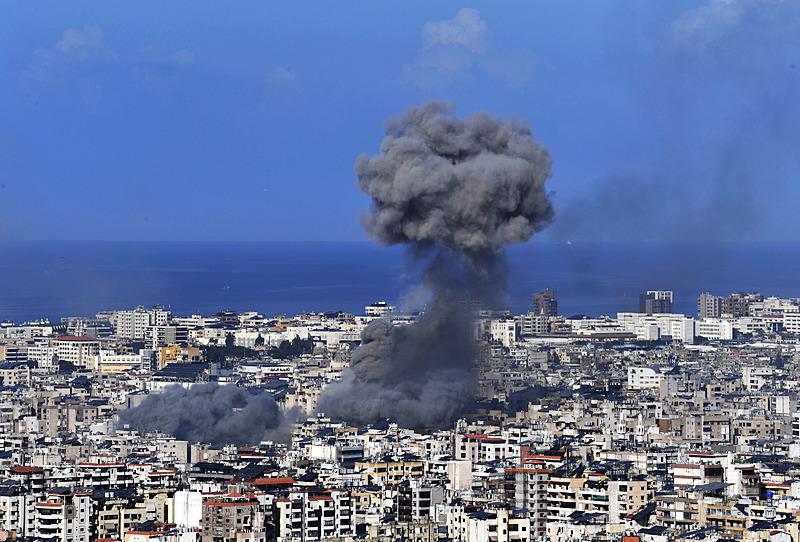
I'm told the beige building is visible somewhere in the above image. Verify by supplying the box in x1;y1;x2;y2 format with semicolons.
52;336;101;368
201;496;265;542
354;459;425;486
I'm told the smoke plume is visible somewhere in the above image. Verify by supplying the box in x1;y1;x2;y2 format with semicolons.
548;1;800;243
318;102;553;430
117;383;285;446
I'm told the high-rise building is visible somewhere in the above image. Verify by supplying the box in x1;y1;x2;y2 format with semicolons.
34;490;92;542
697;292;762;318
698;293;723;319
201;495;265;542
532;288;558;317
517;313;550;336
723;292;762;317
274;490;354;541
52;336;101;368
111;307;171;340
639;290;673;314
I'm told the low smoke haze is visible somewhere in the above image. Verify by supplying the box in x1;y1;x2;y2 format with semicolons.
117;383;287;446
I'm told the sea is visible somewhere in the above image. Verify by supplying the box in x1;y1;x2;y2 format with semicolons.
0;241;799;324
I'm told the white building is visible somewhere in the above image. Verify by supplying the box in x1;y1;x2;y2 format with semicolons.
695;318;734;341
783;312;800;334
34;490;92;542
173;490;203;528
48;336;101;368
617;313;695;343
27;340;58;369
233;330;266;349
445;505;532;542
0;489;35;537
749;297;799;316
490;319;517;348
742;366;774;391
732;317;772;335
274;490;354;541
92;349;147;373
627;366;662;390
112;307;170;340
365;301;396;317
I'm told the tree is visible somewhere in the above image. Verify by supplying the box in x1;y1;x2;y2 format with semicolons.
269;336;314;359
254;334;265;348
225;332;235;348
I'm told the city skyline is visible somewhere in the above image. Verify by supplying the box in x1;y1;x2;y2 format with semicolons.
2;4;800;542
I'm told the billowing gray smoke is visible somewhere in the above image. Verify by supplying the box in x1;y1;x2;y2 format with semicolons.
117;383;284;446
318;102;553;430
360;102;553;253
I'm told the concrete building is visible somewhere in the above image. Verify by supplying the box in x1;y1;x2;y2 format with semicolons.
617;313;695;343
532;288;558;317
34;490;92;542
695;318;734;341
0;344;28;362
365;301;396;317
52;336;101;368
201;495;266;542
446;504;532;542
113;308;170;340
395;482;444;523
782;312;800;334
640;290;673;314
505;468;549;536
92;350;146;373
0;362;31;387
0;485;35;537
516;313;549;336
274;490;353;542
145;325;188;349
628;366;662;390
490;319;517;348
698;293;723;319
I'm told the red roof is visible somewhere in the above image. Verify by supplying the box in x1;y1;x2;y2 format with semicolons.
505;468;552;474
10;466;43;474
55;335;95;342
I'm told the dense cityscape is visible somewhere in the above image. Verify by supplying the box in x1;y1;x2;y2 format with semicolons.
5;2;799;542
0;287;799;542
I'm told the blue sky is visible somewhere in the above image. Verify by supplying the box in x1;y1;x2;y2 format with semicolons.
2;1;798;242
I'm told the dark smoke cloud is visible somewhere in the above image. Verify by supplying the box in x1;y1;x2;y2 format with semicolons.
117;383;285;446
319;254;478;429
358;101;553;254
318;102;553;430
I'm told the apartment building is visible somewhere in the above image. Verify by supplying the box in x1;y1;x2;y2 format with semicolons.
34;490;92;542
274;490;353;542
201;495;266;542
